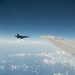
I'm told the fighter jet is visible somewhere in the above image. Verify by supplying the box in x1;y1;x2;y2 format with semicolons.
41;35;75;56
15;34;29;39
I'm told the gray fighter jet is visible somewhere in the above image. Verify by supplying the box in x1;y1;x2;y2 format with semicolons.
15;34;29;39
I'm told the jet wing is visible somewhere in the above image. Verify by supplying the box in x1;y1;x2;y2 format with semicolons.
41;36;75;56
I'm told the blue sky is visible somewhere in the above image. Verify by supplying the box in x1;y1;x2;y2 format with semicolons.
0;1;75;74
0;0;75;64
0;0;75;40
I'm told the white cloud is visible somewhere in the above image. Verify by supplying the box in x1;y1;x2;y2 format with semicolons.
53;73;63;75
8;39;24;44
26;65;28;68
43;59;50;65
50;59;56;65
31;41;40;44
0;65;5;70
16;53;26;56
7;39;41;45
9;65;17;70
43;59;56;65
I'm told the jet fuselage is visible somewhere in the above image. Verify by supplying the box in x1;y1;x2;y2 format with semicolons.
15;34;29;39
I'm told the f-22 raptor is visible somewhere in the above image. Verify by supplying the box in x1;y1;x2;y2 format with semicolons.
15;34;29;39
